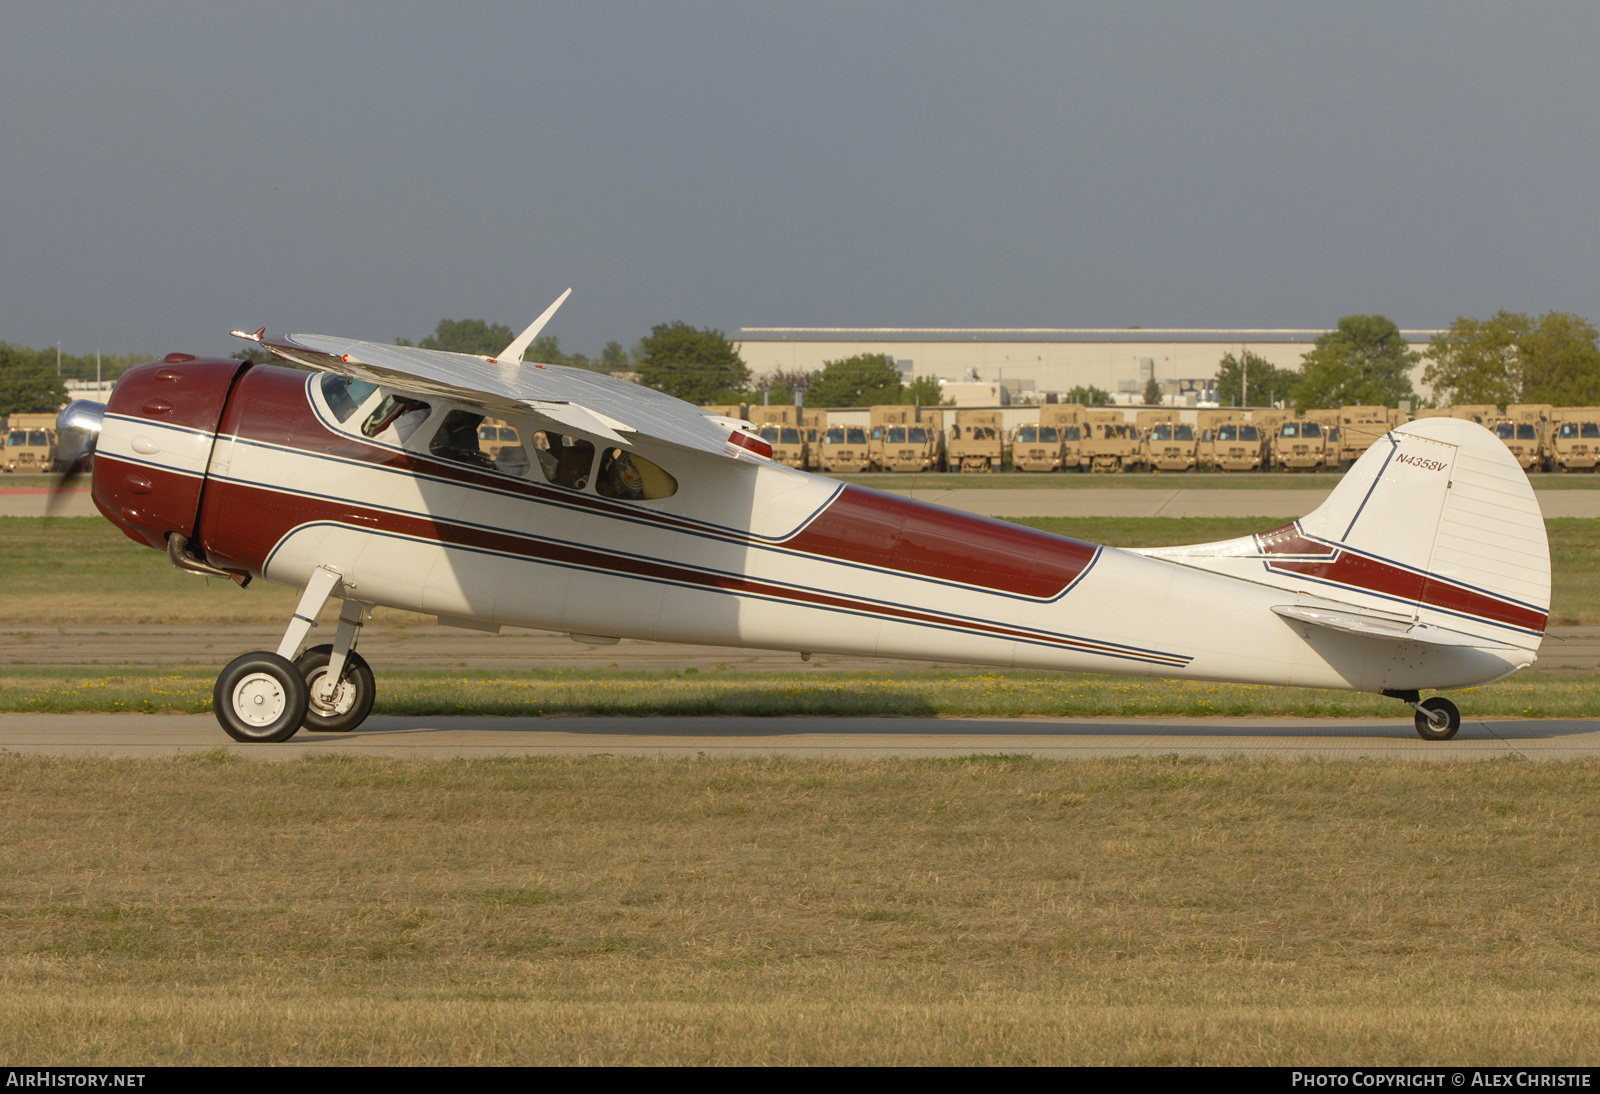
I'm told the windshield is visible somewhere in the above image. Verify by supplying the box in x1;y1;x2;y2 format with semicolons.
846;428;867;445
1496;423;1515;439
1239;426;1259;442
1302;422;1321;437
5;431;22;447
1281;423;1299;438
908;428;927;443
1518;424;1536;440
1039;426;1058;442
825;428;846;444
887;427;906;443
1150;424;1173;441
759;426;780;442
1216;425;1238;441
780;428;801;444
1065;426;1081;441
1017;426;1038;443
1174;425;1193;441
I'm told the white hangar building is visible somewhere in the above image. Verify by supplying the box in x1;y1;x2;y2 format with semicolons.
735;328;1440;405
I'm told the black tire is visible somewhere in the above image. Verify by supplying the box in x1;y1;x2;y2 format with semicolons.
1414;696;1461;741
295;645;376;733
214;652;308;743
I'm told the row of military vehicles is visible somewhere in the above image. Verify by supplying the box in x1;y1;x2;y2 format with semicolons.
705;402;1600;474
5;401;1599;477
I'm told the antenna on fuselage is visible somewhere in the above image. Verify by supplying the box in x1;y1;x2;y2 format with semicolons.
493;288;573;365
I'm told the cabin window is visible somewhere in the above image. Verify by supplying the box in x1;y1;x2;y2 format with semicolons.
321;373;380;423
532;431;595;491
428;410;532;477
596;448;677;501
361;394;432;444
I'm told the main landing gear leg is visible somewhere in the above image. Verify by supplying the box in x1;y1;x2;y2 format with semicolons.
1384;689;1462;742
213;567;344;744
296;598;377;733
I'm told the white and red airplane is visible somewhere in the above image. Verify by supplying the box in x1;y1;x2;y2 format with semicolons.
54;295;1549;743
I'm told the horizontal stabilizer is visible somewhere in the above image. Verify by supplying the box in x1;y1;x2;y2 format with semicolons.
1271;604;1518;649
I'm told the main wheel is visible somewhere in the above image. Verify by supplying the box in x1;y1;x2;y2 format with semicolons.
214;652;309;743
1414;696;1461;741
295;645;376;733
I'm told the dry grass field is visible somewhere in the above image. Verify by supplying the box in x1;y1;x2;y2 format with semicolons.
2;753;1598;1065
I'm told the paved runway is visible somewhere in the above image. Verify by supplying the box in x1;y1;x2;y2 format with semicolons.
8;486;1600;519
3;712;1597;760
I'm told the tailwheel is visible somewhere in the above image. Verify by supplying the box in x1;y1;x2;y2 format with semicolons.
1414;696;1461;741
214;652;309;743
296;644;376;733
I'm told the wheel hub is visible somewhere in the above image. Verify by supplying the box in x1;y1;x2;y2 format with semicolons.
232;673;287;726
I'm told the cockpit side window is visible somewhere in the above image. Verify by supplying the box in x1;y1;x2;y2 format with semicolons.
361;394;433;444
321;373;380;423
596;448;678;501
532;430;595;491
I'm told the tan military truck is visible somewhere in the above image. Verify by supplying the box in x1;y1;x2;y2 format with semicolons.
1301;409;1344;470
1079;409;1141;473
799;409;828;471
1552;407;1600;472
817;421;873;473
1493;404;1553;472
1272;418;1330;471
3;413;59;473
1330;405;1398;468
1010;404;1082;473
748;405;811;470
1209;417;1268;472
874;409;943;472
947;410;1004;473
867;406;916;471
1136;410;1195;473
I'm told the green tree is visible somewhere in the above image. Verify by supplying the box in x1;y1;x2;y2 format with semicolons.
637;322;750;404
415;318;516;356
1520;311;1600;406
805;354;903;407
0;343;68;416
1292;315;1418;412
1064;384;1111;406
600;341;631;373
1215;350;1300;408
1422;311;1526;407
1142;377;1163;405
902;375;949;406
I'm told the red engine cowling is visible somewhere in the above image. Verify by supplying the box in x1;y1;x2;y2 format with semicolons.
93;353;250;553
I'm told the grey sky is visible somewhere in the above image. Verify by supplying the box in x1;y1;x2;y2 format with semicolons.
3;3;1597;363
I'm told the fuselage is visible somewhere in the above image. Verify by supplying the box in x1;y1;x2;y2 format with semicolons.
91;358;1543;695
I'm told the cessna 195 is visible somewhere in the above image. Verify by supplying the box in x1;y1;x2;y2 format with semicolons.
54;294;1549;744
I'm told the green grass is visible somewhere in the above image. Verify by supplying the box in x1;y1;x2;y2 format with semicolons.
1;754;1597;1064
829;470;1600;490
3;665;1596;717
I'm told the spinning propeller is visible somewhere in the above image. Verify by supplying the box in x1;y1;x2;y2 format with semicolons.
48;399;106;516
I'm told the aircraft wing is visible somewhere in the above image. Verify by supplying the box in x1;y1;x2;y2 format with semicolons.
255;332;764;459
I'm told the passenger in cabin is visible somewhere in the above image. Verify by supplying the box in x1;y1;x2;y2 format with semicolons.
533;431;593;490
361;395;431;444
495;444;531;477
